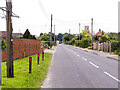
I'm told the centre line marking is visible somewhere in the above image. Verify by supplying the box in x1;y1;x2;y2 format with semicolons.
89;62;99;69
82;57;87;61
104;72;120;82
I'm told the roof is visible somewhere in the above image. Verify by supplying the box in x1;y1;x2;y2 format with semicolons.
0;31;7;38
12;33;22;38
0;31;22;38
94;29;102;37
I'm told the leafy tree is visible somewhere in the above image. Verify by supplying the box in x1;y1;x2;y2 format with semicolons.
57;33;63;41
40;35;50;41
40;33;43;37
63;34;69;42
32;35;36;40
99;34;110;43
118;32;120;41
102;31;105;35
23;29;30;38
23;29;36;39
108;32;118;40
1;38;7;50
63;34;74;42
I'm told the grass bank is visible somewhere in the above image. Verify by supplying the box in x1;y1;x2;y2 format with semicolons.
2;53;52;88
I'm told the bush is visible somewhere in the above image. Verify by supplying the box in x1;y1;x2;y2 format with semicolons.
114;50;120;56
80;38;91;48
111;41;120;56
71;38;75;45
99;34;110;43
42;41;55;46
75;38;91;48
65;41;71;45
1;38;7;50
75;40;79;46
111;41;120;52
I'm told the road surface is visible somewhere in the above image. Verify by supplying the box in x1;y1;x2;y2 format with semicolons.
42;44;119;88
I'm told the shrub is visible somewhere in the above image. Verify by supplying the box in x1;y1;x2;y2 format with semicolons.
75;40;79;46
111;41;120;52
42;41;54;46
1;38;7;50
71;38;75;45
114;50;120;56
75;38;91;48
111;41;120;56
99;34;110;43
80;38;91;48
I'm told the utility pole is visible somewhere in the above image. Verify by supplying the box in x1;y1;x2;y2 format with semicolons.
50;14;53;48
6;0;14;78
91;18;93;49
79;23;80;40
0;0;19;79
54;25;55;46
69;29;70;41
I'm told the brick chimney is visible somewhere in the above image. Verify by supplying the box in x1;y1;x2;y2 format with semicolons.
99;29;101;32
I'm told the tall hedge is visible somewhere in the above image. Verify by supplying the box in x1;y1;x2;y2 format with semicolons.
111;41;120;52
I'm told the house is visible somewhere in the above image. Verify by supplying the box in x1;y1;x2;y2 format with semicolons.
94;29;102;37
0;31;22;39
84;26;90;33
93;29;102;40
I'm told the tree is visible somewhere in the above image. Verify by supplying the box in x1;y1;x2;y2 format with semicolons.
40;35;50;41
57;33;63;41
99;34;110;43
118;32;120;41
108;32;118;40
23;29;36;39
23;29;30;38
63;34;69;42
40;33;43;37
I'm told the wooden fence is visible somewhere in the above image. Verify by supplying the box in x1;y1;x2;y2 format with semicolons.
93;42;111;52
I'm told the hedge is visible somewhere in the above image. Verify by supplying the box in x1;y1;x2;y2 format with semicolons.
111;41;120;52
41;41;55;46
75;39;91;48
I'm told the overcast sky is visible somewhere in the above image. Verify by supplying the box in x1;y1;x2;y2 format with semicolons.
0;0;119;36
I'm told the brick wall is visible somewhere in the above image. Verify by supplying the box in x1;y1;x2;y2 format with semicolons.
2;38;41;61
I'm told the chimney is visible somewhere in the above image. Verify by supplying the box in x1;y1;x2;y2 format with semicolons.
99;29;101;32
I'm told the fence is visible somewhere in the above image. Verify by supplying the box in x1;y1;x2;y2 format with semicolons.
2;38;41;62
93;42;111;52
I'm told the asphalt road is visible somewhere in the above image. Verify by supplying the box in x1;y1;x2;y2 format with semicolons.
42;44;119;88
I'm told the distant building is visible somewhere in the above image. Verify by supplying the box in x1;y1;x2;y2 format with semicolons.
94;29;102;37
0;31;22;39
12;33;22;38
84;26;90;33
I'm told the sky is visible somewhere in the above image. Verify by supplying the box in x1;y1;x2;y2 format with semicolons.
0;0;119;36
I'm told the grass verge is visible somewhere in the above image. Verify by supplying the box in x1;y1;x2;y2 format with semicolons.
2;53;52;89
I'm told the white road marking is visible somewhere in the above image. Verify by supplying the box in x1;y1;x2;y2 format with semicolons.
89;62;99;69
77;55;80;57
104;72;120;82
82;57;87;61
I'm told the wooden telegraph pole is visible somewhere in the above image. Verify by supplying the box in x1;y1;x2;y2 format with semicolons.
54;25;55;46
79;23;80;40
50;14;53;48
0;0;19;78
91;18;93;49
6;0;14;78
69;29;70;41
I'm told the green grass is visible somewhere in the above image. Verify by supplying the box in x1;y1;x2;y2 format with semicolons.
2;53;52;89
48;48;54;50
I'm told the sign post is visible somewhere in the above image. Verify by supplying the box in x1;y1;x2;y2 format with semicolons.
37;54;39;64
29;57;32;73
